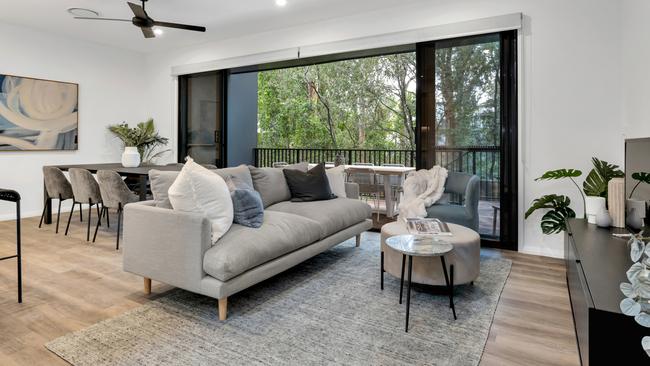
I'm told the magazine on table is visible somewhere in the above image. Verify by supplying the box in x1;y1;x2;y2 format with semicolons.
405;218;453;236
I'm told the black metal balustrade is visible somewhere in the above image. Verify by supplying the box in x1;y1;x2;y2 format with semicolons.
253;146;500;201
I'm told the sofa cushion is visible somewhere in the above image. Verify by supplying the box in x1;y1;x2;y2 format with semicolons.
168;158;233;244
283;163;335;202
266;198;371;239
248;163;309;208
203;211;321;281
149;164;253;209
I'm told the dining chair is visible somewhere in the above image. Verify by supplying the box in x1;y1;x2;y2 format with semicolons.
382;163;406;215
39;167;79;233
347;163;381;219
94;170;139;249
67;168;104;241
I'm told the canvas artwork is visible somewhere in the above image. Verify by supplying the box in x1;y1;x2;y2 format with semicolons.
0;74;78;151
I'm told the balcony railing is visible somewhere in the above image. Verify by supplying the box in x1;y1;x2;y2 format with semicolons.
253;146;500;201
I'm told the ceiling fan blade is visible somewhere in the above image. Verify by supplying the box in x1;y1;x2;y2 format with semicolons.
141;27;155;38
128;2;148;19
74;17;131;22
152;21;206;32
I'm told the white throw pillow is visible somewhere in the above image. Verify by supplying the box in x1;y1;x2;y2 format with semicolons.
326;165;347;198
168;158;234;244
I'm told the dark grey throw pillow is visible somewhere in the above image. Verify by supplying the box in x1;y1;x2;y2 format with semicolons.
225;176;264;228
283;163;336;202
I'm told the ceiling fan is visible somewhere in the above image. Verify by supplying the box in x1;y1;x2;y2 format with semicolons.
73;0;206;39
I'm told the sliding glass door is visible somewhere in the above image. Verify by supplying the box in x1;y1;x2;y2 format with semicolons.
417;31;517;250
178;71;225;167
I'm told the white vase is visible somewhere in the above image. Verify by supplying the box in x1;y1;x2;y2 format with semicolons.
595;209;612;228
585;196;606;224
121;146;141;168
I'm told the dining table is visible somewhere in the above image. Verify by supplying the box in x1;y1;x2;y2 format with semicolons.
308;163;416;218
41;163;184;225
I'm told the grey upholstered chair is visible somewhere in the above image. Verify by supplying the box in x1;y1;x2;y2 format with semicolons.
39;167;78;233
425;171;480;232
67;168;103;241
347;163;381;219
93;170;139;249
381;163;406;214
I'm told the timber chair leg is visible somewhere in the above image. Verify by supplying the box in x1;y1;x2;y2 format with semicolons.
355;234;361;247
65;201;76;235
218;297;228;321
144;277;151;295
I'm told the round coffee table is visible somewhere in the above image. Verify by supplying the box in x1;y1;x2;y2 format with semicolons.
380;221;480;287
385;235;455;332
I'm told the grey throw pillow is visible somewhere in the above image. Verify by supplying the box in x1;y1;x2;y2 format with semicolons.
225;175;264;228
283;163;336;202
248;162;308;208
149;170;180;209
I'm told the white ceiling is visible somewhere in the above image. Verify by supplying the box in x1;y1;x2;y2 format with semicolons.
0;0;416;53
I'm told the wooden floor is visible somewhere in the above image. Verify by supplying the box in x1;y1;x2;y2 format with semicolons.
0;214;580;366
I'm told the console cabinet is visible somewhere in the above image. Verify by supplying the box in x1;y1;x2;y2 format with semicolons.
564;219;648;365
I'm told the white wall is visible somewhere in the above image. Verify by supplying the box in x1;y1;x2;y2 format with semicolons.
621;0;650;139
0;22;146;219
143;0;628;257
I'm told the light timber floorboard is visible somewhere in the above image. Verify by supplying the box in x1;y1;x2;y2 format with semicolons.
0;216;580;365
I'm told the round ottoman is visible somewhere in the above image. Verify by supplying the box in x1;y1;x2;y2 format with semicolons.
380;221;480;286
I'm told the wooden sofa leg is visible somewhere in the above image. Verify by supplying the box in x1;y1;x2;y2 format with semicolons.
356;234;361;247
218;297;228;321
144;277;151;295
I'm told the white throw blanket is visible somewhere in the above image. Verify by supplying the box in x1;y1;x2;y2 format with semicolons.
398;165;448;221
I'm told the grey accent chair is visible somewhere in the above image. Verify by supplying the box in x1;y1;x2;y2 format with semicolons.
425;171;480;232
39;167;77;233
67;168;103;241
94;170;139;249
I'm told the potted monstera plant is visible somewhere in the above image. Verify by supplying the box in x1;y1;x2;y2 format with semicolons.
525;158;624;234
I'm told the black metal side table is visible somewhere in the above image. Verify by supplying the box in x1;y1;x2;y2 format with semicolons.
0;189;22;303
384;234;455;332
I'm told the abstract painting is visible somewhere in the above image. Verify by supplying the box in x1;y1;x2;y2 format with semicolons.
0;74;78;151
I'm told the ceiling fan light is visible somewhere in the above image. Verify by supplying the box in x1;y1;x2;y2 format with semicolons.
275;0;287;7
153;27;164;36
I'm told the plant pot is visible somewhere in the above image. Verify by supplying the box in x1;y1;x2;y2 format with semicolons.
585;196;606;224
121;146;141;168
626;199;647;230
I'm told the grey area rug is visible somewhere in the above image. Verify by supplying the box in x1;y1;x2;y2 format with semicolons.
46;232;511;366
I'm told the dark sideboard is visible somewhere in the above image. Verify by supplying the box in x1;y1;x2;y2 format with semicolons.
565;219;648;365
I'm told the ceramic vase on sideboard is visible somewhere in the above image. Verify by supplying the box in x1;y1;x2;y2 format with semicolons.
626;199;647;230
607;177;626;228
585;196;606;224
121;146;141;168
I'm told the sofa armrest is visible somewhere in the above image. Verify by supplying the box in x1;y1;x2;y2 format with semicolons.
345;182;360;200
122;201;212;293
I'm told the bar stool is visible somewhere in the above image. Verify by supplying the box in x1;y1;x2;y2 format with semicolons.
93;170;139;249
39;167;79;233
67;168;103;241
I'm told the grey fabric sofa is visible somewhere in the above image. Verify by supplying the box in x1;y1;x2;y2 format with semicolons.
123;165;372;320
425;171;480;231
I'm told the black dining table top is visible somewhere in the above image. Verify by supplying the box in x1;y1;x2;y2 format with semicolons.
46;163;183;176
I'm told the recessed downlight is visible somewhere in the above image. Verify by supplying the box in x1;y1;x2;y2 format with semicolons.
67;7;100;17
275;0;287;7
